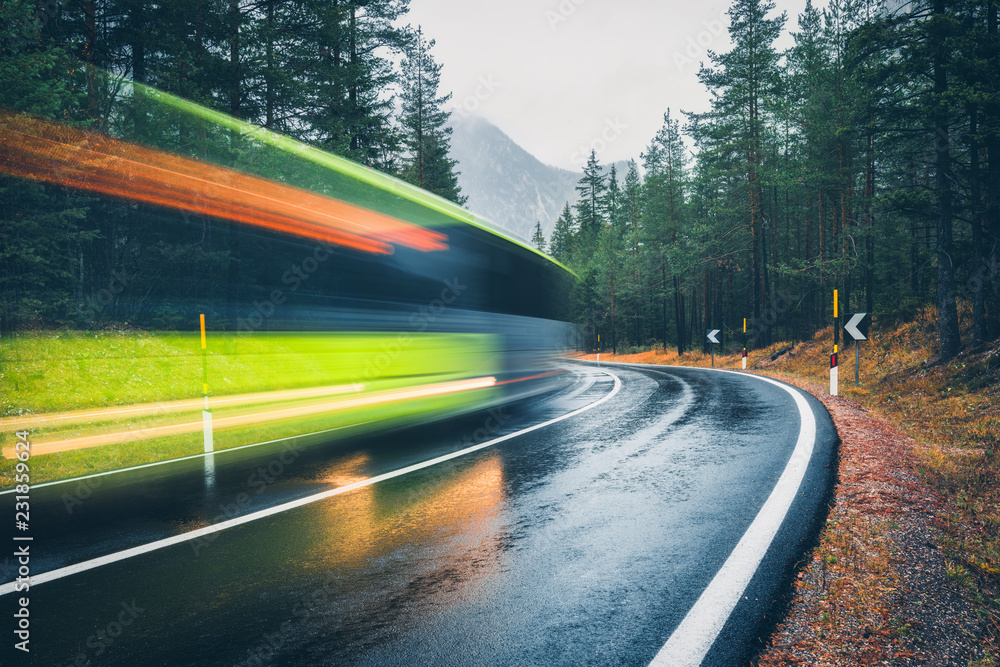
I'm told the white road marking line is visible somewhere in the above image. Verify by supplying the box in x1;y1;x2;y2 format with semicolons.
0;369;621;596
647;368;818;667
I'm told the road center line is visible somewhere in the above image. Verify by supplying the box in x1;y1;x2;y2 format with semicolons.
0;369;621;597
647;368;818;667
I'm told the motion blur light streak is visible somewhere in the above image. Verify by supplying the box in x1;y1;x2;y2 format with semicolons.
0;110;448;254
0;383;368;431
3;376;498;458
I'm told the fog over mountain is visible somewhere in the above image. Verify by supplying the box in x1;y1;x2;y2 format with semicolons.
449;115;629;244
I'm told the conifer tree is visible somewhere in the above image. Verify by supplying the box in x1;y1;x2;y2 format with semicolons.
550;202;576;262
689;0;786;345
531;221;546;252
574;150;606;258
398;27;466;204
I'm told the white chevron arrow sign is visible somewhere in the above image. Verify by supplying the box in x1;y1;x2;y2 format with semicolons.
706;329;721;344
844;313;868;341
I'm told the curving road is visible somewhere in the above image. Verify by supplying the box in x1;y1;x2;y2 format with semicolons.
1;362;835;666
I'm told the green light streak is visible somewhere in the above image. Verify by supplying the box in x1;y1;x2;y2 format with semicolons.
135;83;572;274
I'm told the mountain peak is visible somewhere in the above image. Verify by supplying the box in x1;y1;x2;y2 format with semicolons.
449;115;631;242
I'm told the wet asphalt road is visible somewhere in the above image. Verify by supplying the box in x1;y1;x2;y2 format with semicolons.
1;362;836;666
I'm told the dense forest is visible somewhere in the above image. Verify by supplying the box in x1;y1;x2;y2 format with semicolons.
0;0;464;332
3;0;999;363
542;0;1000;361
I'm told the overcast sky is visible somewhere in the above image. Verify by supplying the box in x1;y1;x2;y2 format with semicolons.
406;0;816;171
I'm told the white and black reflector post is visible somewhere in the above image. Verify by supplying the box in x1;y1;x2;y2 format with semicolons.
830;350;838;396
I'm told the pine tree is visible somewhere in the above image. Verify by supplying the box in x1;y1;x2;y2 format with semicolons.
573;150;606;258
642;111;689;352
531;221;546;252
304;0;410;170
398;27;466;204
550;202;576;262
622;160;642;232
0;0;89;332
689;0;786;345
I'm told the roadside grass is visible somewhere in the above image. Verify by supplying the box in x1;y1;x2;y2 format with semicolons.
0;329;493;415
581;304;1000;660
0;329;499;488
1;386;495;487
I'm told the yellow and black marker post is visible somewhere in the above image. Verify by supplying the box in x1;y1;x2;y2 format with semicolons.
742;318;747;370
200;314;213;454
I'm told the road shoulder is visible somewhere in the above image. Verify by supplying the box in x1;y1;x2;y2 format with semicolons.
753;372;987;667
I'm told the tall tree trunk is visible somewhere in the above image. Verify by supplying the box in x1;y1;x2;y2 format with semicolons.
819;188;826;323
759;194;771;345
674;274;685;354
131;2;145;84
986;0;1000;339
865;132;875;315
130;2;147;137
84;0;98;121
661;256;668;350
806;192;815;331
229;0;241;119
932;0;961;360
839;141;851;315
970;103;988;341
610;272;617;355
265;0;275;128
349;4;359;153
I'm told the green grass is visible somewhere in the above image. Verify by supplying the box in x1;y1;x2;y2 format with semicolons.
0;329;500;487
10;384;499;486
0;329;495;415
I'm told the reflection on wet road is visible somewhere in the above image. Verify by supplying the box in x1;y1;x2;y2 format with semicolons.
1;363;835;666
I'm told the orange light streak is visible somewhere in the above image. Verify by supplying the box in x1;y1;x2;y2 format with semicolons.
3;376;496;458
0;383;368;431
0;111;447;254
495;370;566;385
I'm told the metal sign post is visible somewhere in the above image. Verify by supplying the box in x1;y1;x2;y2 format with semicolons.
844;312;869;387
706;329;721;368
